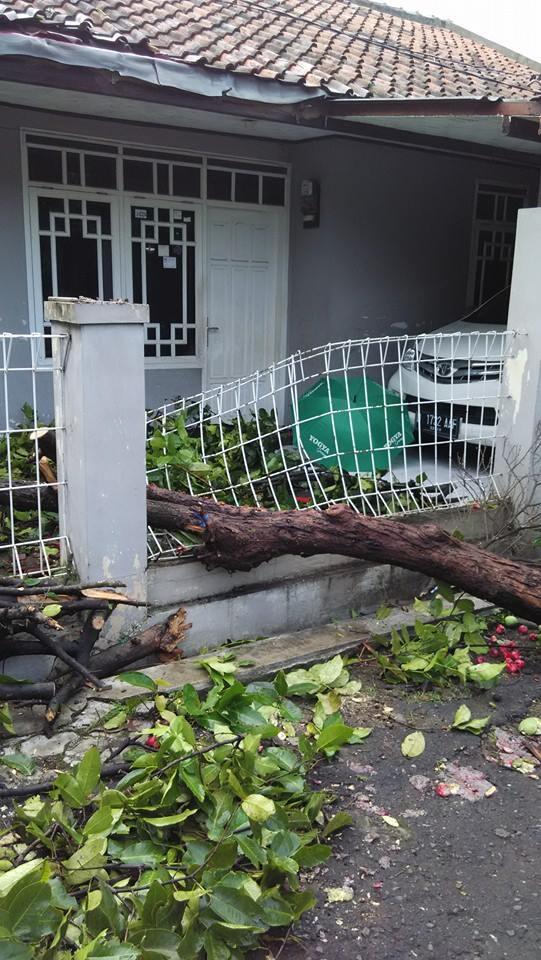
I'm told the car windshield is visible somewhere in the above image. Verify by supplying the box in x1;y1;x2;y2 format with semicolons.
460;287;510;326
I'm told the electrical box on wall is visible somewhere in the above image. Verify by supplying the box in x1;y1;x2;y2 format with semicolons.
301;179;320;228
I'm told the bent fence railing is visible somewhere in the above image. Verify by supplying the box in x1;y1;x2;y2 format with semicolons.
0;332;69;578
0;328;519;575
146;330;517;563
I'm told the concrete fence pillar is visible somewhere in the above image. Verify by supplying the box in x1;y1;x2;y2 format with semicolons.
46;298;148;616
494;208;541;516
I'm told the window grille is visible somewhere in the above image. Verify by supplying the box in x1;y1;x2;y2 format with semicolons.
130;204;197;360
470;183;527;306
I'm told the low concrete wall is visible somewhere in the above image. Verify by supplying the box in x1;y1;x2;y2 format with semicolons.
146;503;506;656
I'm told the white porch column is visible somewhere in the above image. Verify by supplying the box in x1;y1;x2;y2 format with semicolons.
494;208;541;514
46;298;148;615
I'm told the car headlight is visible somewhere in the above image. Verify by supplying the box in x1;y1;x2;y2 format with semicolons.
402;347;416;371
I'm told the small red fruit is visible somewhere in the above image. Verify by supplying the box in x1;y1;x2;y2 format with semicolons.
435;783;448;797
518;624;529;635
505;662;517;673
495;624;506;635
516;659;526;670
489;635;499;644
145;735;159;749
489;647;501;658
529;632;538;642
476;656;486;664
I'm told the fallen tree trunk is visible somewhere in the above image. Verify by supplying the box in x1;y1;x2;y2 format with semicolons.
4;482;541;624
146;486;541;624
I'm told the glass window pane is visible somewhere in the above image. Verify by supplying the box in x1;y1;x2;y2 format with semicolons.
39;236;53;299
102;239;113;299
124;158;154;193
84;153;117;189
235;172;259;203
175;328;196;356
28;147;63;184
475;192;493;220
38;196;64;231
86;202;111;235
172;165;201;198
56;234;99;298
132;242;142;302
207;168;231;200
262;176;285;206
66;152;81;185
157;163;169;195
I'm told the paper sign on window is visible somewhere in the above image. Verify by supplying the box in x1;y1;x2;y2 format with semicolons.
162;256;177;269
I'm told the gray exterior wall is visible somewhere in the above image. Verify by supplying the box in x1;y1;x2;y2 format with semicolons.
0;102;289;417
0;99;539;420
288;136;540;350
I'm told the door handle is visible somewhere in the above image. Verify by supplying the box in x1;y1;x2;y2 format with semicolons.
206;323;219;347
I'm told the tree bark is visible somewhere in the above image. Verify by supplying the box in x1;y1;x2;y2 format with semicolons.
4;481;541;624
146;486;541;624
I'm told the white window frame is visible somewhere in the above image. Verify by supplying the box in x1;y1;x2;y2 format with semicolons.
21;128;290;371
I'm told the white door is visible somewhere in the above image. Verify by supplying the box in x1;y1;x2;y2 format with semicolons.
206;206;281;389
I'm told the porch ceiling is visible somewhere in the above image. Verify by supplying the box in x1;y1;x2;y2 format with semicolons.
341;114;541;156
0;79;327;141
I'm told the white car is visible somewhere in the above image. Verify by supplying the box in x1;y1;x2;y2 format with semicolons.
388;288;509;447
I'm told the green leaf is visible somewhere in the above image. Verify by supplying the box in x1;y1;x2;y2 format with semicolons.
381;815;400;828
0;859;43;896
107;840;162;866
375;604;392;620
322;811;353;837
518;716;541;736
241;793;276;823
316;722;354;755
468;662;505;688
401;731;426;757
4;881;54;940
209;886;265;928
76;938;140;959
131;928;182;959
0;704;14;735
116;671;157;692
0;753;36;776
63;838;107;880
76;747;101;800
452;704;471;727
436;582;457;602
42;603;62;618
294;843;331;867
0;944;34;960
452;704;489;735
204;931;233;960
309;656;344;688
143;809;197;827
103;710;128;730
350;726;372;743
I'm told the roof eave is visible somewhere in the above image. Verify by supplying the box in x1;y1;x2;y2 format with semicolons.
315;97;541;120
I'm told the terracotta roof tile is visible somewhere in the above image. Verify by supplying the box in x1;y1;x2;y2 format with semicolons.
0;0;539;100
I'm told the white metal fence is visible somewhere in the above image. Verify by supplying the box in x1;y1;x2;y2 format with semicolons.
0;333;68;578
146;330;517;562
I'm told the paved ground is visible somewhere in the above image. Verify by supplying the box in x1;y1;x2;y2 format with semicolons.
2;615;541;960
270;656;541;960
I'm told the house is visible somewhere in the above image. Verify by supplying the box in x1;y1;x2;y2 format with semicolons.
0;0;540;411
